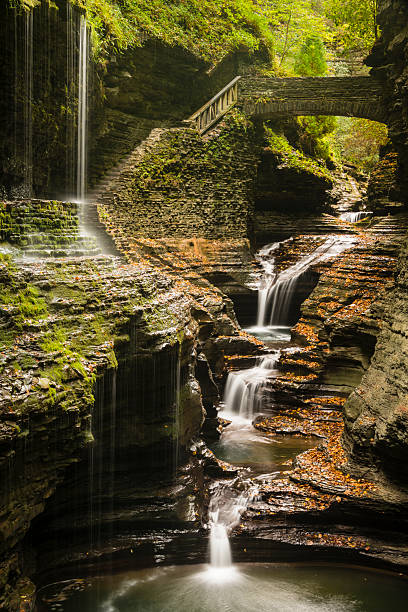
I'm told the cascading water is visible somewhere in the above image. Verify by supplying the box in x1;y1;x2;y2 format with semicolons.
208;482;258;576
66;3;77;197
256;242;280;327
77;15;88;203
256;236;356;328
222;352;280;421
24;9;33;197
339;211;372;222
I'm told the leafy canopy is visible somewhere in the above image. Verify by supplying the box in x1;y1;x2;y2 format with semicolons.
256;0;331;71
73;0;275;60
294;35;328;76
323;0;378;54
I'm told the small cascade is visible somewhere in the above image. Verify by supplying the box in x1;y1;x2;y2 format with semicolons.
208;482;258;574
339;211;372;222
222;352;280;420
256;242;280;327
77;15;89;203
24;9;33;197
256;236;355;327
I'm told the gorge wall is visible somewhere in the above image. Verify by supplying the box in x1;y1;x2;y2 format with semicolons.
342;0;408;486
1;0;408;609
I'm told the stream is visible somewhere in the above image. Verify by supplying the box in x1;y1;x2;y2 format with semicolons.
36;235;408;610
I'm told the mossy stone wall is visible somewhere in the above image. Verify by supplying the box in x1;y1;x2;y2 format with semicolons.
97;117;261;249
0;199;79;245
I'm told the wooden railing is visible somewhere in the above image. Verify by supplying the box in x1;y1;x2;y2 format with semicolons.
185;76;241;134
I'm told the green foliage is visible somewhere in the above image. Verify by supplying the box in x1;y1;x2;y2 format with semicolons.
329;117;388;172
70;0;274;60
294;35;327;76
323;0;378;54
265;126;333;181
257;0;331;71
296;116;337;161
0;284;48;328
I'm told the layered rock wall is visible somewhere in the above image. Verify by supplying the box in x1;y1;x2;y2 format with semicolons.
344;237;408;483
96;117;261;246
367;0;408;200
342;0;408;483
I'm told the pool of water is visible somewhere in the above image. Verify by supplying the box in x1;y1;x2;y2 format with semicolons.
245;325;291;344
209;418;317;475
37;563;408;611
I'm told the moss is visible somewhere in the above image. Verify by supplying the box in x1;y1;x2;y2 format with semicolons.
11;0;274;62
264;127;333;182
0;283;48;329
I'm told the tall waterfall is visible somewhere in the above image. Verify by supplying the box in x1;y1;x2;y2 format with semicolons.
256;236;356;327
222;352;280;421
77;15;88;202
24;10;33;197
66;3;77;197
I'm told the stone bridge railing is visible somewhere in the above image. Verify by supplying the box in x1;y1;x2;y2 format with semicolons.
185;76;241;134
240;76;387;124
186;75;387;134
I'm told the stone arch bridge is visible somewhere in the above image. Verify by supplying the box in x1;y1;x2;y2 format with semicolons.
187;76;387;134
240;76;387;125
241;76;387;124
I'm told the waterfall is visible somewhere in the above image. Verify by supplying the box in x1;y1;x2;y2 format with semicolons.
256;236;356;327
208;483;258;575
339;211;372;222
209;519;232;568
24;10;33;197
66;3;77;197
77;15;88;202
256;242;280;327
222;352;280;421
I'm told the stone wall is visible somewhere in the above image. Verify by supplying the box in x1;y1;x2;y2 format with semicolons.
96;116;261;249
0;199;77;243
240;76;387;123
343;235;408;483
367;0;408;201
0;199;101;257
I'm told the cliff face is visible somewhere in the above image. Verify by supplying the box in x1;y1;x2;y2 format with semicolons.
343;237;408;483
341;0;408;485
367;0;408;200
0;0;263;200
0;198;264;610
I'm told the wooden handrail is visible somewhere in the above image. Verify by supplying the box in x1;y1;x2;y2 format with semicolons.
185;76;241;135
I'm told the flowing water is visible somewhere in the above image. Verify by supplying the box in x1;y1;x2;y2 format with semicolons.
24;9;33;197
77;15;89;203
254;235;356;328
220;352;280;420
339;211;372;222
208;482;257;571
37;564;408;611
210;425;317;475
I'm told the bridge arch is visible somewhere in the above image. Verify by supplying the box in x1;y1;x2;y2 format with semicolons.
240;76;387;124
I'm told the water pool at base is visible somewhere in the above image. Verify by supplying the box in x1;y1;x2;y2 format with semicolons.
38;563;408;611
209;420;317;475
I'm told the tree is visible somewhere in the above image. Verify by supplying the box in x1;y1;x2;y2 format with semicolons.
323;0;378;54
255;0;331;70
294;34;328;76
